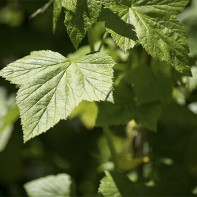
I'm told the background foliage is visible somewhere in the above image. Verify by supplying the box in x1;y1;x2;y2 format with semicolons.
0;0;197;196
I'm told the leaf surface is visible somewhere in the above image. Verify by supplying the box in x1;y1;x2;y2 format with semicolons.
70;101;98;129
108;0;191;74
64;0;102;48
0;50;114;142
98;171;136;197
0;88;19;152
24;173;74;197
53;0;63;32
100;8;138;52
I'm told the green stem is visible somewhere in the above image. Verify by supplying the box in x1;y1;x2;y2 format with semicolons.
103;126;119;171
29;0;54;19
87;29;95;53
98;32;108;52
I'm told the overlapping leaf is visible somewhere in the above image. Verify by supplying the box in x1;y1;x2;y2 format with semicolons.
64;0;102;48
100;8;138;52
0;50;115;142
107;0;191;75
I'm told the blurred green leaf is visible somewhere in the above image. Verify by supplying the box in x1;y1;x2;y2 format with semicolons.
179;0;197;56
24;173;75;197
70;101;98;129
0;106;19;152
130;64;172;105
135;103;162;131
0;87;19;152
0;7;24;27
98;171;136;197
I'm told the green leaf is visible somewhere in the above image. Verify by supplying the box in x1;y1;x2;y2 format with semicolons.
70;101;98;129
98;171;136;197
179;0;197;56
100;8;138;52
109;0;191;75
0;50;115;142
24;173;74;197
182;66;197;93
135;102;162;131
53;0;63;32
62;0;77;12
103;0;118;7
130;64;172;105
64;0;102;48
0;106;19;152
96;82;134;126
0;88;19;152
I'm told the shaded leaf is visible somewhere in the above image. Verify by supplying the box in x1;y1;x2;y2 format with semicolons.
64;0;102;48
100;8;138;52
98;171;136;197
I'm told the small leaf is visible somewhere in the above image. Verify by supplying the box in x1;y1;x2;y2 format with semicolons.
98;171;136;197
64;0;102;48
0;50;115;142
24;173;74;197
0;87;19;152
100;8;138;52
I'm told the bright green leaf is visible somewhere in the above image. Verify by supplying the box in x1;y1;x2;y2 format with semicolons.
24;173;74;197
62;0;77;12
0;50;115;142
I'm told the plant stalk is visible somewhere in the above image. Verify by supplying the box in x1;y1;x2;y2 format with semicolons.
98;32;108;52
29;0;54;19
103;126;119;171
87;29;95;53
